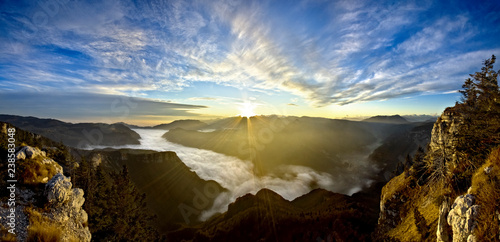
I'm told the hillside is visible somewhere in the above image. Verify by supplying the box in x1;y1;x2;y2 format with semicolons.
375;55;500;241
0;114;140;148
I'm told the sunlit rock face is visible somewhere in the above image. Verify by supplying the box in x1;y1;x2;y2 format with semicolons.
428;108;464;166
44;173;91;242
447;194;479;242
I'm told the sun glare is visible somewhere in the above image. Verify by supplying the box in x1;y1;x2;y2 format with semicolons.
238;102;257;118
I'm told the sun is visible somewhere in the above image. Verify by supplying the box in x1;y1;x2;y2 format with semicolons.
238;102;257;118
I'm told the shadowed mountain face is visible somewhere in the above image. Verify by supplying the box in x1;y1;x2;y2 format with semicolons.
0;114;140;148
168;187;381;241
77;149;225;231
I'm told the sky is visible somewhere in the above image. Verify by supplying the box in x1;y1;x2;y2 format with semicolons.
0;0;499;125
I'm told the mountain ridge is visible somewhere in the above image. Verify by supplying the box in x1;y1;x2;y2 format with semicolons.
0;114;140;148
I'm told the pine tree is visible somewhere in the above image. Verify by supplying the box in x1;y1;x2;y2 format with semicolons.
457;55;500;164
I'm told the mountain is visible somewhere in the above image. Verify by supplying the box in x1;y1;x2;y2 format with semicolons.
0;114;140;148
76;148;225;232
375;78;500;241
402;114;439;123
363;115;409;124
152;119;208;130
369;121;434;180
168;187;380;241
0;121;223;239
163;116;378;176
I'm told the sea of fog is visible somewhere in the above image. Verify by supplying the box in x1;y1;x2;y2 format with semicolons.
90;128;376;220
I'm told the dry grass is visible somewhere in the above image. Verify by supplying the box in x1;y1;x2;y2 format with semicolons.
26;207;63;242
0;224;17;242
381;173;408;203
388;210;422;241
19;156;58;184
470;146;500;241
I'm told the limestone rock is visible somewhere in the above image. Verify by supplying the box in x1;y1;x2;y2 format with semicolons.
428;109;464;167
484;166;493;174
447;194;479;242
45;173;72;204
44;173;91;242
16;146;46;160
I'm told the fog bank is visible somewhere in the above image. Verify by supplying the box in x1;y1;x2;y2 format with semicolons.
90;129;376;220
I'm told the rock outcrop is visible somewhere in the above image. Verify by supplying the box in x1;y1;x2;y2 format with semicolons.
447;194;479;242
428;108;464;166
16;146;46;160
15;146;64;183
375;109;467;241
43;173;91;242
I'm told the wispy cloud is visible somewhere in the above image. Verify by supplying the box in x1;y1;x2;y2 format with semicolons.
0;0;499;109
0;92;207;122
189;97;218;101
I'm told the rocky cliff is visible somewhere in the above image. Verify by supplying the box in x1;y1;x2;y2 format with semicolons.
376;107;500;241
427;108;464;170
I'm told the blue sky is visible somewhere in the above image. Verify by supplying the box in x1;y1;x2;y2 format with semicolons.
0;0;499;124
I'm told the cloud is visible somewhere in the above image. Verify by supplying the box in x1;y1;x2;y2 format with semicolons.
92;129;377;221
189;97;219;101
0;0;499;109
0;92;207;121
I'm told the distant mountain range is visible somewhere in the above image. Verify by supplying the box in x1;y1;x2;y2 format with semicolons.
0;113;436;239
163;115;435;183
0;114;140;148
363;115;409;124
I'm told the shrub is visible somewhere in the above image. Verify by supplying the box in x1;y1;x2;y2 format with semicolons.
18;156;58;185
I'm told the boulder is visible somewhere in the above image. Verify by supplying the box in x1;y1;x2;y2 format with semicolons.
45;173;72;204
16;146;46;160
